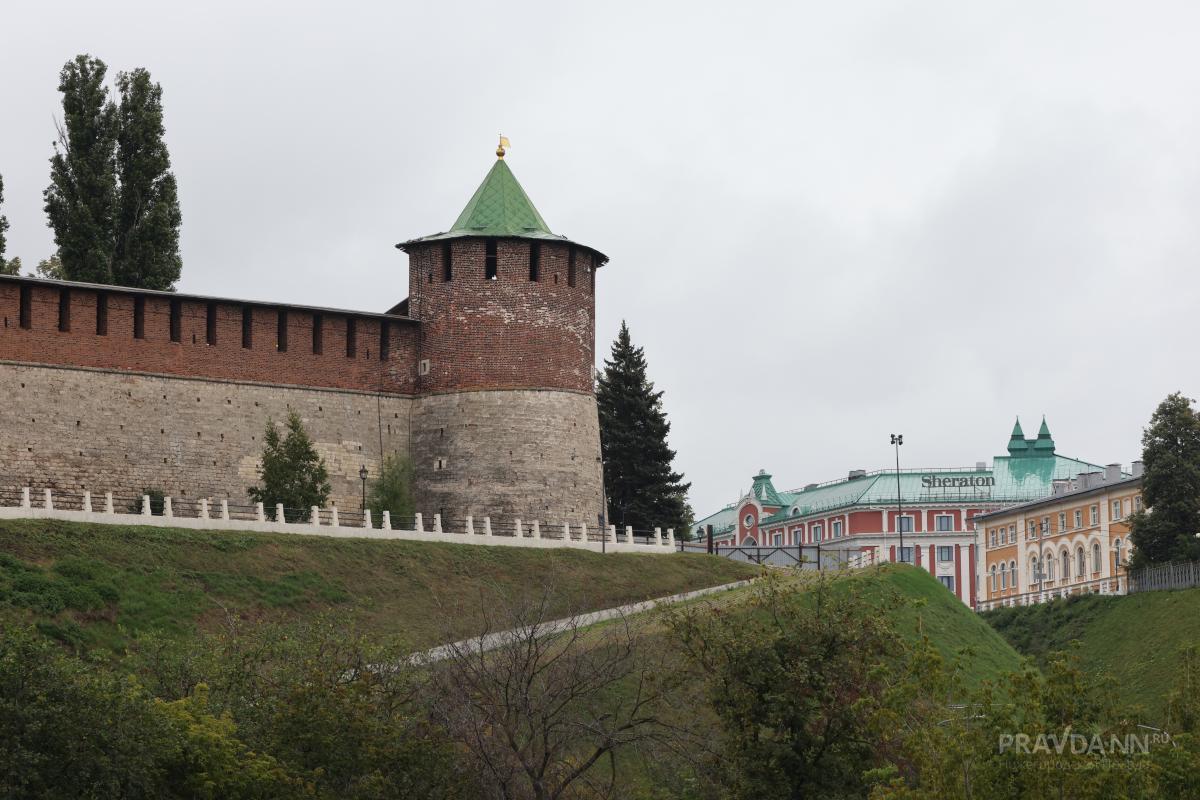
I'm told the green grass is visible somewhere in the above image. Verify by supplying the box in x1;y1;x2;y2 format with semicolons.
0;519;756;653
982;586;1200;721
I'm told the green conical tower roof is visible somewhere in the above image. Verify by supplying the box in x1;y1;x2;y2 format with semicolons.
450;159;552;237
1007;418;1028;455
1033;416;1056;455
398;152;607;263
750;470;784;507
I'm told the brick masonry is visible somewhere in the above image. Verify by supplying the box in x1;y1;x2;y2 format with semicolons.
0;234;606;524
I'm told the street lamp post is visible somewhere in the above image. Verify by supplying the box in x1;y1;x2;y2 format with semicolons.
891;434;905;563
359;465;368;514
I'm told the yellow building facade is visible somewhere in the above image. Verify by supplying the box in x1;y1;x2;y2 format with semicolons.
977;463;1142;610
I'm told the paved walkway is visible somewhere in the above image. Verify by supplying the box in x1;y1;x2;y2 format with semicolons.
412;577;757;665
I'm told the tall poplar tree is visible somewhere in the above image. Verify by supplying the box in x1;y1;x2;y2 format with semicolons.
0;173;9;266
1129;392;1200;567
44;54;118;284
44;55;182;289
597;321;691;532
113;68;182;290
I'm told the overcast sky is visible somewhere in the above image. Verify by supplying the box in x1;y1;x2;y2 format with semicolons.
3;1;1199;516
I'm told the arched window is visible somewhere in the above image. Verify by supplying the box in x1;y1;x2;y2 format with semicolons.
990;565;997;592
1009;560;1017;591
743;536;757;547
1030;556;1039;583
1076;547;1086;580
1114;538;1124;569
1045;551;1055;581
1061;549;1070;580
1092;542;1101;573
1000;563;1008;590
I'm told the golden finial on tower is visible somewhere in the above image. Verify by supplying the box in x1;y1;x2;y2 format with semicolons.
496;134;511;158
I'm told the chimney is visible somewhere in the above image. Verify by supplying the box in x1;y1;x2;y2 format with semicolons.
1105;463;1122;483
1075;472;1088;490
1132;460;1144;478
1052;479;1069;496
976;461;987;471
848;469;867;480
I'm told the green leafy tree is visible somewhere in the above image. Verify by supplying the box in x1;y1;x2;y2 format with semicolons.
248;410;332;521
35;253;65;279
0;257;19;277
113;68;182;290
597;321;691;532
44;55;182;289
0;172;9;266
1129;392;1200;567
368;455;416;526
44;54;119;284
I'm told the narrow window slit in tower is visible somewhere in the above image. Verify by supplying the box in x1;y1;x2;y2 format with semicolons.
95;292;108;335
529;242;540;282
379;320;390;361
58;289;70;332
19;285;31;329
567;246;577;287
312;313;323;354
134;296;145;339
169;299;182;342
241;305;253;348
485;239;498;280
442;242;453;281
277;309;288;351
346;317;357;357
206;302;217;345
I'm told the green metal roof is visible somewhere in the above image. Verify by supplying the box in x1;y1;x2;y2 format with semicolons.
398;157;608;262
750;470;785;507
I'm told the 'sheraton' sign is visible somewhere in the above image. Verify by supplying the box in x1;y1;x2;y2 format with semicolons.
921;475;995;488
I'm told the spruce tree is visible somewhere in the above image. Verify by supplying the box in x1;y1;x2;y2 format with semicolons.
597;321;691;532
248;411;332;522
1129;392;1200;567
44;54;118;284
113;68;182;290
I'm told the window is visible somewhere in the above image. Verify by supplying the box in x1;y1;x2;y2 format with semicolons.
276;310;288;351
379;320;390;361
95;292;108;335
897;546;913;563
442;242;452;282
1040;517;1049;535
567;245;576;287
241;306;253;348
1009;524;1016;542
58;289;70;332
18;285;31;329
206;302;217;345
1030;556;1039;583
989;529;997;548
897;515;913;533
831;519;843;538
312;313;323;354
1001;563;1008;590
935;514;953;532
169;299;182;342
134;297;145;339
485;239;498;280
811;523;823;541
1009;560;1017;590
772;532;783;546
346;318;357;357
1114;538;1124;567
1058;512;1066;532
937;546;953;562
743;514;754;529
1045;553;1055;581
1090;506;1098;525
1112;500;1122;521
990;565;997;592
1061;550;1070;580
1074;510;1083;529
1135;495;1143;512
529;242;540;282
1076;548;1086;579
939;575;955;591
1092;542;1101;573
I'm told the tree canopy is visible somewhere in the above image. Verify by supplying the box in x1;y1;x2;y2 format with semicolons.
597;321;691;532
1129;392;1200;567
248;411;332;521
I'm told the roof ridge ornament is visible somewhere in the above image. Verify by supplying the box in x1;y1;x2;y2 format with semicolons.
496;134;510;159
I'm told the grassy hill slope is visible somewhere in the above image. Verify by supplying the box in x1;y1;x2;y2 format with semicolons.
982;587;1200;720
0;519;756;653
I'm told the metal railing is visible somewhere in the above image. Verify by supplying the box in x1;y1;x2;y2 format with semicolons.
1128;560;1200;594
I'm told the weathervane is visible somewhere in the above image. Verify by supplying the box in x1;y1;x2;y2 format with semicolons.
496;134;511;159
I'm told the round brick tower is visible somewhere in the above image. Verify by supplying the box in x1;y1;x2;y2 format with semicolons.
397;148;607;526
